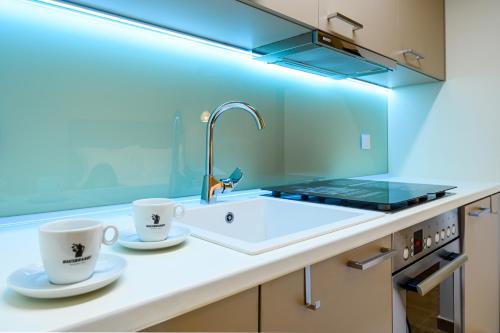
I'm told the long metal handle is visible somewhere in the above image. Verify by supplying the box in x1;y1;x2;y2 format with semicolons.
347;248;396;270
414;254;468;296
468;207;490;217
327;12;363;31
491;196;498;215
304;266;320;310
228;167;243;184
403;49;425;60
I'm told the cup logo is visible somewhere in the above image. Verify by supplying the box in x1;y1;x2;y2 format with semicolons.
63;243;92;264
146;213;165;228
72;243;85;258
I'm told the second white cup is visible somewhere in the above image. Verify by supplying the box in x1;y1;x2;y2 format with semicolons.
133;198;185;242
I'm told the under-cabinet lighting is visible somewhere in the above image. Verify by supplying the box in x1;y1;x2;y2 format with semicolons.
29;0;253;57
24;0;388;95
345;78;391;95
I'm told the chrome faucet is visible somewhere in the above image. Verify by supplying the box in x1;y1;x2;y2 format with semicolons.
201;101;265;204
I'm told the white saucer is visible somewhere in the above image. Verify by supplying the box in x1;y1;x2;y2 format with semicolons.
7;253;126;299
118;225;191;250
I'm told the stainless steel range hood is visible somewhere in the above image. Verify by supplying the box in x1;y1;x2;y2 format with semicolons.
253;30;397;80
252;30;441;88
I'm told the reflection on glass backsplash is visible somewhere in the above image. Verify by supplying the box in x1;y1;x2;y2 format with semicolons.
0;0;388;217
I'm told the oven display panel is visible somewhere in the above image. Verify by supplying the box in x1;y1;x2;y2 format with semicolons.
414;229;423;255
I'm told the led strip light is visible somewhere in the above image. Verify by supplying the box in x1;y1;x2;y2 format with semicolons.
25;0;389;93
29;0;254;56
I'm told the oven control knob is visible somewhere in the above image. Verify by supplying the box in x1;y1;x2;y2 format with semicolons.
426;236;432;248
441;229;445;240
435;232;440;243
452;224;456;234
446;227;451;237
403;247;410;260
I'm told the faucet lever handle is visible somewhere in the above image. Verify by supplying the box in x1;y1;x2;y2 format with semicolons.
220;167;243;193
228;167;243;184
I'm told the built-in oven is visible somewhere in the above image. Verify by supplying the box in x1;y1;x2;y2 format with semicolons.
392;209;468;333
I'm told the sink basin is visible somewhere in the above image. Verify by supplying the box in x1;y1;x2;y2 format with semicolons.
178;196;383;254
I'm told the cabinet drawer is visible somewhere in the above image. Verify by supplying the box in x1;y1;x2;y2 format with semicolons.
144;287;259;332
261;236;392;333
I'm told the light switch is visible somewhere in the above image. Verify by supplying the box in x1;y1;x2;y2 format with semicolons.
361;134;371;150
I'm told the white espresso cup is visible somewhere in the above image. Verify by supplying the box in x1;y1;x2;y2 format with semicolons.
39;219;118;284
133;198;185;242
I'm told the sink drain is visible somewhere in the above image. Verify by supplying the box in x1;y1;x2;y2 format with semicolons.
225;212;234;224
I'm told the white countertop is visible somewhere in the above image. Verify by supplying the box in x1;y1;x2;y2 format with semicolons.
1;176;499;332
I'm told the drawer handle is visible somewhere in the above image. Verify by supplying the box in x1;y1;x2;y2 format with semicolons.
403;49;425;60
304;266;320;310
327;12;363;31
468;207;490;217
347;248;396;270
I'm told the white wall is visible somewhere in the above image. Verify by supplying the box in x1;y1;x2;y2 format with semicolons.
389;0;500;181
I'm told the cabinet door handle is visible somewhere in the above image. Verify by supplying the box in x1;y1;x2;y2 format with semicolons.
490;196;498;215
403;49;425;60
304;266;320;310
347;248;396;270
468;207;490;217
327;12;363;31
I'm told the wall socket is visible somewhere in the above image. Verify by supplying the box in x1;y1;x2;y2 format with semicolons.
361;134;371;150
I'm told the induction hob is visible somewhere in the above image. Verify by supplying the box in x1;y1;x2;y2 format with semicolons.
264;179;456;211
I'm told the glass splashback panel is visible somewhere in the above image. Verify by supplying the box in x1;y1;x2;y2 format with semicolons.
0;0;388;217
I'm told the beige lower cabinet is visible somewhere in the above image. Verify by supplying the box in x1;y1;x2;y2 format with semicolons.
143;237;393;333
260;236;393;333
143;287;259;332
463;194;500;333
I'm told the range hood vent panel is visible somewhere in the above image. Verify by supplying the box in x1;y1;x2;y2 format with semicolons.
273;60;348;79
284;47;389;77
254;31;396;79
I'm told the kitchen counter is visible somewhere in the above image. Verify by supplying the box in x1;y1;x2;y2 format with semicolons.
1;176;499;331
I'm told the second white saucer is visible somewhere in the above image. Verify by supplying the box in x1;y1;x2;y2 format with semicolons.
118;225;191;250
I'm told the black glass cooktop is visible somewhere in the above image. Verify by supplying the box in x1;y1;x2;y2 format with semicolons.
264;179;457;211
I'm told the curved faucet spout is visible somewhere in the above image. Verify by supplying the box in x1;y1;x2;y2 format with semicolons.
207;101;265;130
206;101;264;175
202;101;265;203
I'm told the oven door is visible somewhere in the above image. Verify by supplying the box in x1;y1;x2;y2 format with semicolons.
393;239;467;333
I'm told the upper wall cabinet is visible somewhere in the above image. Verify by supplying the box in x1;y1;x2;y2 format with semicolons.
318;0;399;60
397;0;445;80
242;0;319;28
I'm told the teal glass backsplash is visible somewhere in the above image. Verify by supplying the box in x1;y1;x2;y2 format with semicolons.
0;0;388;217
